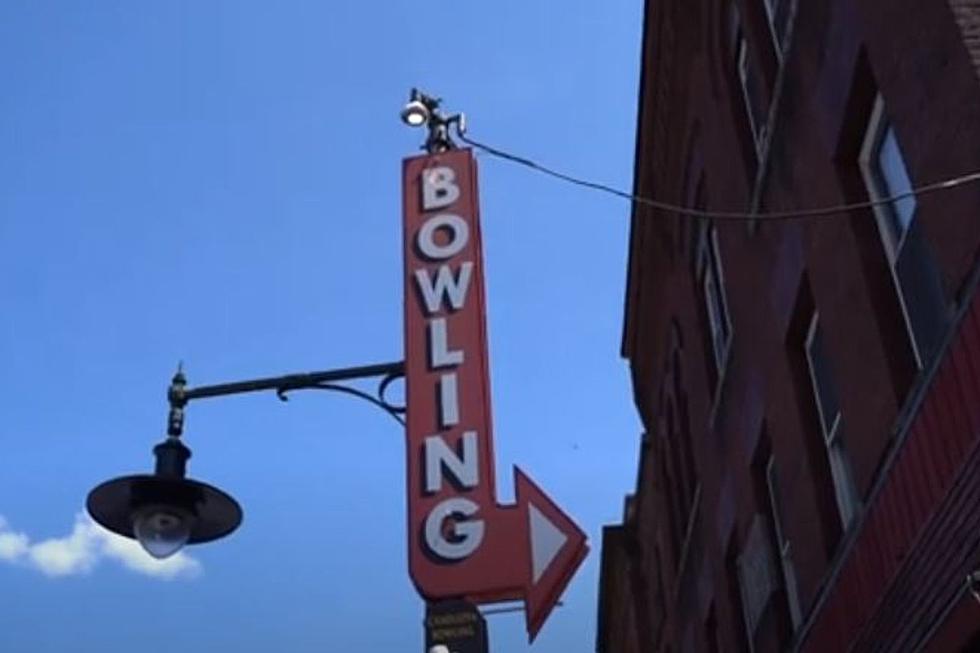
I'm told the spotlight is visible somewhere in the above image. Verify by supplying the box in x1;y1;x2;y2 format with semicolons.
401;98;430;127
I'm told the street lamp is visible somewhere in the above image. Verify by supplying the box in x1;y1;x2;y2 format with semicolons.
400;94;430;127
86;436;240;559
86;361;404;559
90;90;453;559
400;88;465;153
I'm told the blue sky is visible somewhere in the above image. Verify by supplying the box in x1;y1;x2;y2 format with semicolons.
0;2;642;651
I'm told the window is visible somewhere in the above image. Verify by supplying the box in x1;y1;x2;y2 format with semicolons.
805;312;859;527
737;514;778;644
787;275;847;553
744;430;801;648
696;224;733;393
861;96;916;256
762;0;792;54
763;454;803;631
726;534;752;653
859;94;946;367
732;4;769;155
737;34;769;154
679;144;705;259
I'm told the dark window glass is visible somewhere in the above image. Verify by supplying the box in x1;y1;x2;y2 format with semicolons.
764;0;792;49
894;219;946;365
873;124;916;239
860;95;947;369
805;318;840;437
698;226;732;385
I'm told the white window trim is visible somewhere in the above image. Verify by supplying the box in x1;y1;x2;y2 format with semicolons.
858;94;925;369
737;35;767;157
859;95;915;262
707;228;734;368
827;440;857;527
765;456;803;629
779;542;804;629
804;312;858;527
762;0;797;61
765;457;788;555
762;0;785;61
704;274;725;365
697;225;734;413
804;312;841;444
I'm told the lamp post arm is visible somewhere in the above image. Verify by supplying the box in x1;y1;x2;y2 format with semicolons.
166;360;406;434
179;361;405;401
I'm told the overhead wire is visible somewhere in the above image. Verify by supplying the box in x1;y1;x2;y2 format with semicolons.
454;130;980;223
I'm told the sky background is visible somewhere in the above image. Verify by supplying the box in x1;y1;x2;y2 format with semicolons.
0;2;642;651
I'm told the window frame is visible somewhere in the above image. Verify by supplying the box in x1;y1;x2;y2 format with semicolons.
735;513;779;646
804;313;841;445
764;457;789;557
729;1;768;158
765;456;803;629
725;531;753;652
736;32;767;156
696;224;734;403
804;311;859;527
859;93;929;369
761;0;791;57
859;95;917;262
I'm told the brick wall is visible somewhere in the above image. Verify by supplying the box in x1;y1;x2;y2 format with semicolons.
951;0;980;79
598;0;980;650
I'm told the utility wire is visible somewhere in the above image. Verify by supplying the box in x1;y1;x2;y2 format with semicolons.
455;130;980;223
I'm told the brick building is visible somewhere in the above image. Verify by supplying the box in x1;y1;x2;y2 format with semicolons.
597;1;980;651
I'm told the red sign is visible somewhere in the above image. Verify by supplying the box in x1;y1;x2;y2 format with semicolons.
402;149;588;641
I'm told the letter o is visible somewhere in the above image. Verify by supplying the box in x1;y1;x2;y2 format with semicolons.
417;214;469;261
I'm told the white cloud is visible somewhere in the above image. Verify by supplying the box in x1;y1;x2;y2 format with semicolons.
26;515;99;577
0;531;29;561
98;523;201;580
0;512;201;580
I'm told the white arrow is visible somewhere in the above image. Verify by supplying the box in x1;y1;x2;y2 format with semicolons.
529;503;568;584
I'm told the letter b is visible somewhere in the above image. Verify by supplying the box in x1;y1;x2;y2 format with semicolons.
422;166;460;210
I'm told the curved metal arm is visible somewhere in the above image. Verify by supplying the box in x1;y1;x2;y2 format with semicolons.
378;370;404;412
275;372;406;426
166;361;405;437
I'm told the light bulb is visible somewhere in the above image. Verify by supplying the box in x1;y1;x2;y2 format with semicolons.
401;100;429;127
133;507;193;559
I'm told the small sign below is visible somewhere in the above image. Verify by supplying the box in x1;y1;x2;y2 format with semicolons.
424;600;488;653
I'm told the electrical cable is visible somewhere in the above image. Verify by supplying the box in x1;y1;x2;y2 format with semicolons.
455;130;980;223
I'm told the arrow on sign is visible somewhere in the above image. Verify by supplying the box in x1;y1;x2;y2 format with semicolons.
402;149;588;641
517;468;589;639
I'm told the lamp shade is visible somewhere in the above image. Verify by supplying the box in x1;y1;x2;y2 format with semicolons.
87;474;241;546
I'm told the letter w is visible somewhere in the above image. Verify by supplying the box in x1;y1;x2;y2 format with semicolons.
415;263;473;315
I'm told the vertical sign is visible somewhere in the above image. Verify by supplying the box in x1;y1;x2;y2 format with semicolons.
403;148;588;641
